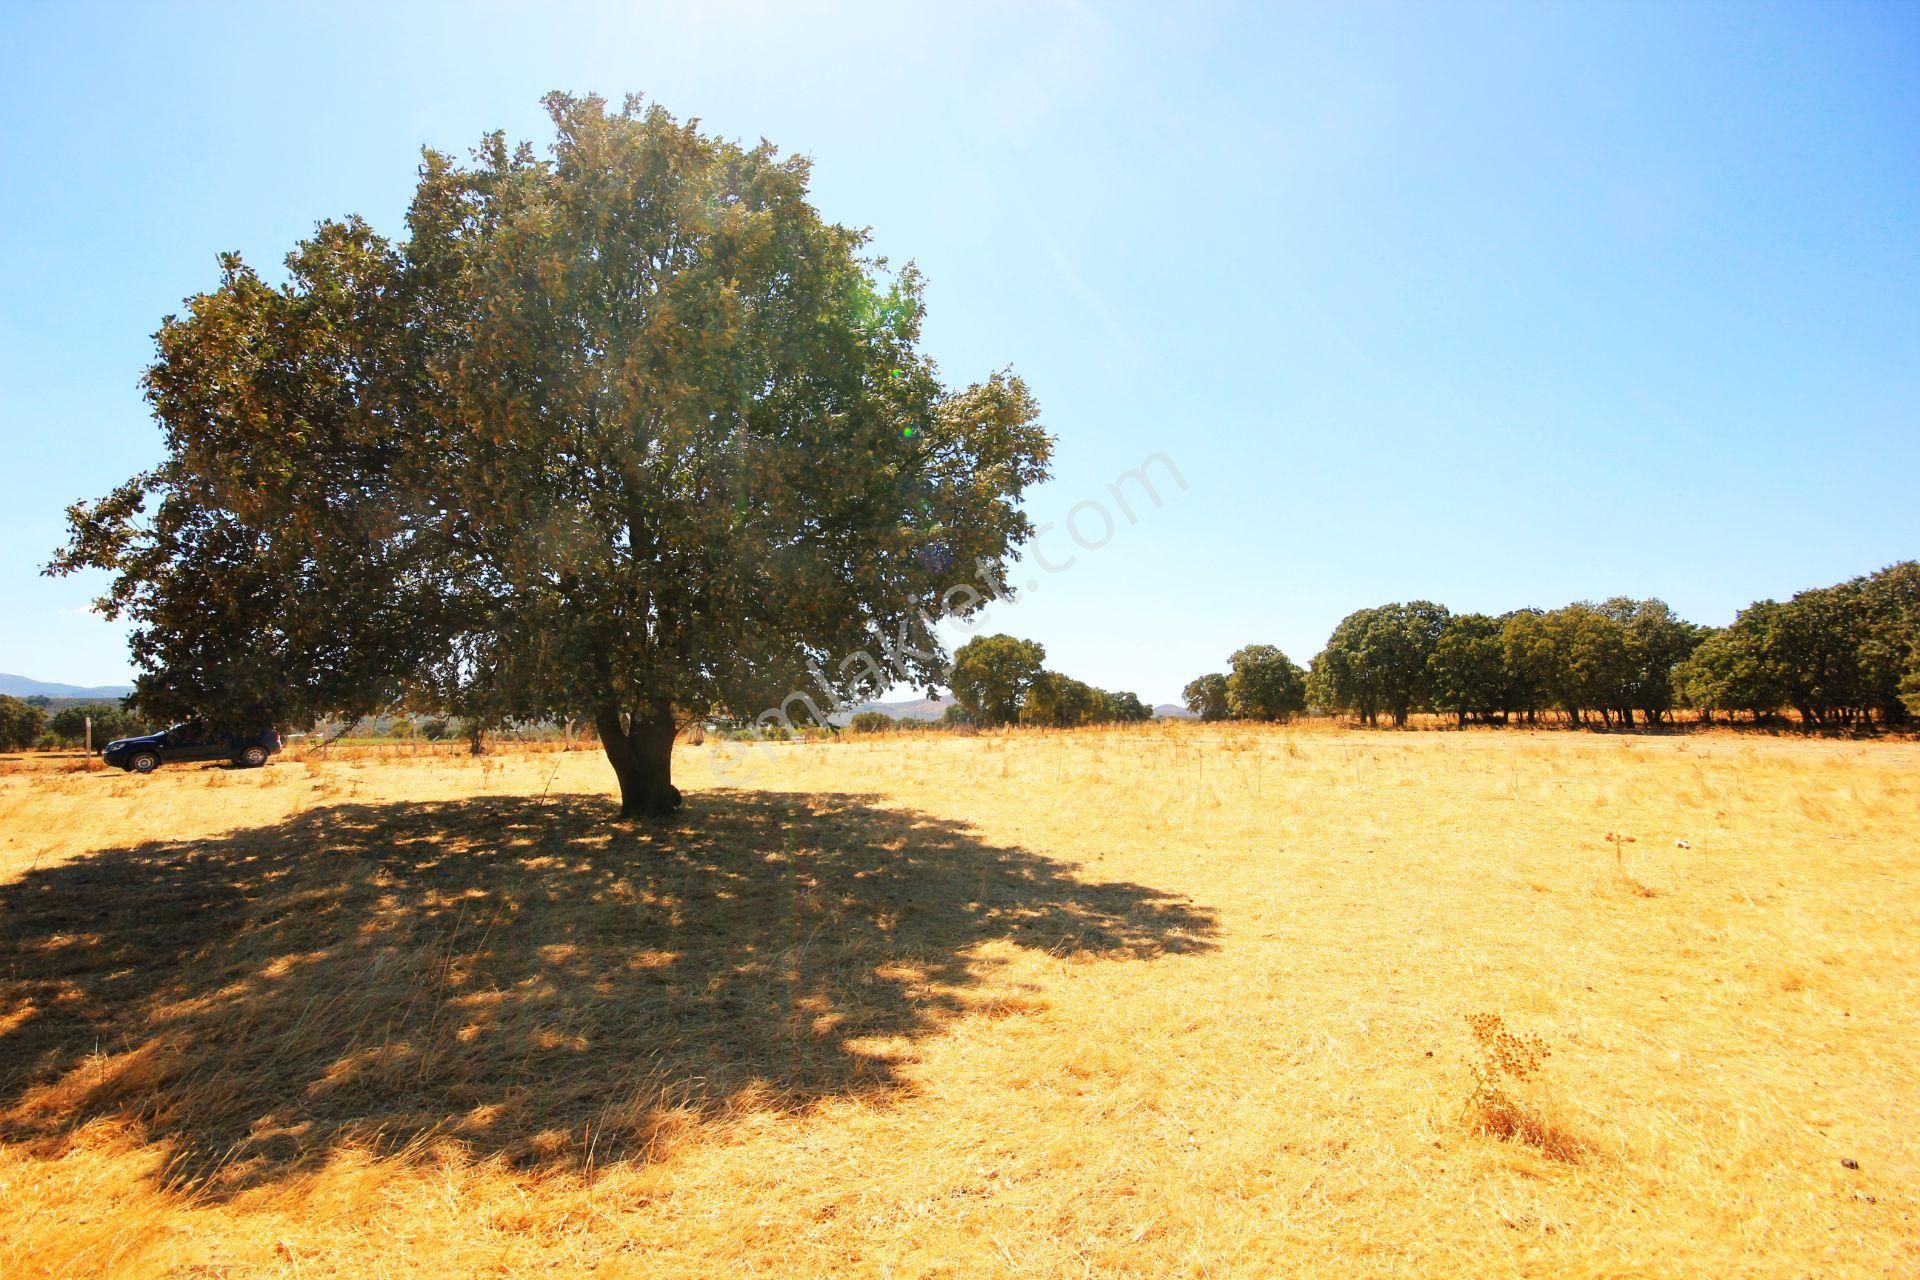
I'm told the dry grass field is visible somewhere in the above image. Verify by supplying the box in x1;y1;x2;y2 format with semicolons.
0;725;1915;1278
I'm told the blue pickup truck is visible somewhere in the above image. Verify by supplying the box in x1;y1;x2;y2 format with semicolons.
102;723;281;773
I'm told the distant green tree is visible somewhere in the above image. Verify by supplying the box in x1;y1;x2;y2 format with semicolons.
1538;603;1633;726
1858;561;1920;725
1304;658;1336;716
1698;563;1920;729
1181;673;1230;722
1313;603;1449;726
1673;622;1779;722
1765;584;1872;728
1597;597;1704;726
1102;690;1153;723
1498;608;1552;725
1427;613;1508;726
1022;671;1100;727
1225;644;1307;722
950;634;1046;726
0;696;46;751
46;702;148;746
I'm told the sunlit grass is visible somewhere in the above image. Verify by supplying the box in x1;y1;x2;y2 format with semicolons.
0;725;1914;1277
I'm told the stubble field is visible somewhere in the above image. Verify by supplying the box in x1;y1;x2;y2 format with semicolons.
0;725;1914;1278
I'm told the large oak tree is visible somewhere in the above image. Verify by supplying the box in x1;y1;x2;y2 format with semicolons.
51;94;1052;815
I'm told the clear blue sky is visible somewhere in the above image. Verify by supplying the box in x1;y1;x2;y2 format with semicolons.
2;0;1915;704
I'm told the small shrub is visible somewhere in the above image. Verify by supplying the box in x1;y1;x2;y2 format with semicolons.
1463;1013;1582;1160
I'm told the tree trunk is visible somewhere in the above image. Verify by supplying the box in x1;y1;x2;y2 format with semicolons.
597;704;682;817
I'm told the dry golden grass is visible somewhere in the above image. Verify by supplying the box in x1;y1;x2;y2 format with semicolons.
0;725;1915;1277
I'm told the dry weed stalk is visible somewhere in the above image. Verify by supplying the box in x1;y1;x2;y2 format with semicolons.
1463;1013;1582;1161
1605;831;1655;897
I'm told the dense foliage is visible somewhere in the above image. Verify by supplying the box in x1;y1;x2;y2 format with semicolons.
1309;602;1450;727
0;696;46;751
45;702;152;747
1224;645;1307;722
1181;673;1230;722
1674;563;1918;727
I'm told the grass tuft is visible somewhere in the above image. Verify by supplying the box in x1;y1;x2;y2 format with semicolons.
1462;1013;1584;1161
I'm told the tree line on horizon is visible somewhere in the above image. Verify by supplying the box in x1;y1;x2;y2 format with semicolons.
0;697;154;753
6;559;1912;754
941;634;1153;729
1183;561;1919;730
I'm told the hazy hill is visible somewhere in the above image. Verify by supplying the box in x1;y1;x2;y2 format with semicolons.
827;695;952;726
0;673;136;700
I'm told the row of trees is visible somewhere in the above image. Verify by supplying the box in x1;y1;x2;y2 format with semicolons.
1677;565;1919;727
947;634;1152;728
1183;562;1919;729
1180;645;1308;722
0;697;47;751
0;698;153;751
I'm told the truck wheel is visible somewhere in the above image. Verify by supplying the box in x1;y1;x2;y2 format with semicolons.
239;745;269;768
129;752;161;774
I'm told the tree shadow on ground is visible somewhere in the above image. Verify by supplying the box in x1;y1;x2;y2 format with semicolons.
0;790;1214;1199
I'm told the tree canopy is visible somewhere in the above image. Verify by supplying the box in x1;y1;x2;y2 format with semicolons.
946;634;1149;729
50;94;1052;814
949;634;1047;728
1310;602;1449;727
1224;645;1306;722
0;696;45;752
46;702;151;746
1427;612;1507;726
1673;563;1918;728
1182;673;1229;722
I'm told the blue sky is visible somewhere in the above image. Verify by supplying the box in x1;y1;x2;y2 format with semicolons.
2;0;1915;704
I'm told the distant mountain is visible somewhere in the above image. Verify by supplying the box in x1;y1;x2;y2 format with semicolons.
1154;703;1197;719
0;673;137;700
828;695;952;726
